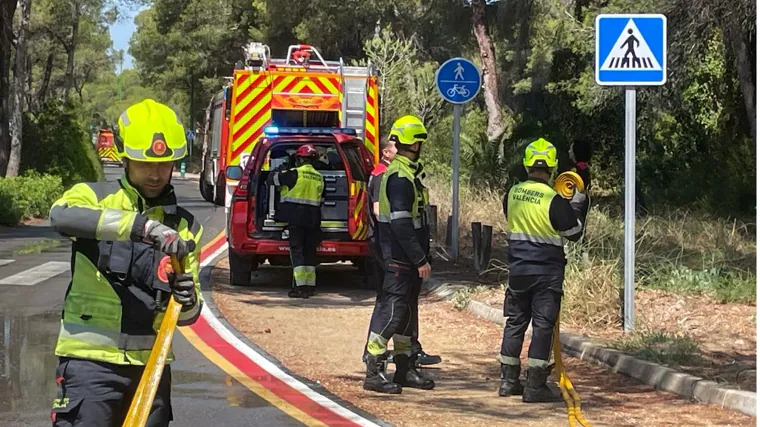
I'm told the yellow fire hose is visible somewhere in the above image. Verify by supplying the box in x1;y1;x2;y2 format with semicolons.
552;171;592;427
123;255;184;427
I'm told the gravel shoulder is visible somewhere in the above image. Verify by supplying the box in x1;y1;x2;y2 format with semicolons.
211;258;754;427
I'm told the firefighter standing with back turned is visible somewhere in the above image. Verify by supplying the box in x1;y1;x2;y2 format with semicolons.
498;138;586;402
48;99;203;426
267;144;325;299
363;115;435;394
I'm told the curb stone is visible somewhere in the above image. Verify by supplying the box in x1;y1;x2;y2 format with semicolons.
463;299;756;418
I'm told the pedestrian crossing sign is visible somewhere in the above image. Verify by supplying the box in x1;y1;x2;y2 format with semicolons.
595;14;667;86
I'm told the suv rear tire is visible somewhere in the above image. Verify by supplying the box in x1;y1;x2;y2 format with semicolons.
229;249;253;286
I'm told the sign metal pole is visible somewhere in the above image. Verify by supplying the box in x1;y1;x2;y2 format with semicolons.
624;88;636;332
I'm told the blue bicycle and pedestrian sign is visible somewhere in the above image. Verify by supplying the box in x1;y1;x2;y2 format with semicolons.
595;14;667;86
435;58;482;104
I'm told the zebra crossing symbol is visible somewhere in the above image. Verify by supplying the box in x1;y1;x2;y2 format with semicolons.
595;14;667;86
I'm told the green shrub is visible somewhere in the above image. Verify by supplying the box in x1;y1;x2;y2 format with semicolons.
21;100;104;187
0;172;63;226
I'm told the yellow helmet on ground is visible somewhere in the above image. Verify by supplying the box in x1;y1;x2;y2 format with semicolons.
116;99;187;162
389;115;428;145
523;138;558;169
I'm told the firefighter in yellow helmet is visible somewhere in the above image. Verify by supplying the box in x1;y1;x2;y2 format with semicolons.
497;138;586;402
363;115;435;394
48;99;203;426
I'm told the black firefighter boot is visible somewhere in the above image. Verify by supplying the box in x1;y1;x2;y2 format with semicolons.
393;354;435;390
523;366;562;403
498;363;523;397
363;354;402;394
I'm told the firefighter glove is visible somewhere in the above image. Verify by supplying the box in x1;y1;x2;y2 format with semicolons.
169;272;197;310
143;219;192;259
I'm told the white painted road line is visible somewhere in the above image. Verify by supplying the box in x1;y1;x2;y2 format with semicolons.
0;260;15;267
0;261;70;286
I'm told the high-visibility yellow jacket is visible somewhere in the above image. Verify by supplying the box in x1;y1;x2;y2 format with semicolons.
49;176;203;365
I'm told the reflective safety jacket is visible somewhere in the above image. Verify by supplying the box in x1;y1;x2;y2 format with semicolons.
378;155;430;267
505;178;583;276
270;163;325;228
49;176;203;366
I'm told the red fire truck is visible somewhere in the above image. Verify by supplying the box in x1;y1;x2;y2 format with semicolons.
199;42;381;208
96;128;120;165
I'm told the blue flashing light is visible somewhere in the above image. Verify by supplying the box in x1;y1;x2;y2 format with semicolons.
263;126;357;136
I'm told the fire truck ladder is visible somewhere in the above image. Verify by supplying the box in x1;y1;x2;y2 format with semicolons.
339;60;373;142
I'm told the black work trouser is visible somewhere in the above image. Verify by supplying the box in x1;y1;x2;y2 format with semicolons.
288;225;320;288
51;357;172;427
500;275;563;364
364;242;423;356
366;262;422;356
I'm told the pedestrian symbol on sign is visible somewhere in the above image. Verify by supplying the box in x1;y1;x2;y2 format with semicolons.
454;63;464;80
601;19;662;71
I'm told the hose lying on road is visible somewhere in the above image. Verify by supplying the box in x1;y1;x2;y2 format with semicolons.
123;255;185;427
553;316;592;427
552;172;592;427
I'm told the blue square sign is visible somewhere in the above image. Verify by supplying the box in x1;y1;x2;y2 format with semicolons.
596;14;667;86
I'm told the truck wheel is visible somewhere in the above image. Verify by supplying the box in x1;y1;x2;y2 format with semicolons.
199;171;214;203
229;249;253;286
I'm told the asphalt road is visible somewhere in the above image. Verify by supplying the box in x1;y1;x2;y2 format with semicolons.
0;166;304;427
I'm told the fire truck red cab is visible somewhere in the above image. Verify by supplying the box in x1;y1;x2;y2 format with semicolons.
225;126;375;286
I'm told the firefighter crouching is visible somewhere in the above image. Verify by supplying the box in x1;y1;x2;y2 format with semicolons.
48;99;203;426
266;144;325;299
498;138;587;402
363;115;435;394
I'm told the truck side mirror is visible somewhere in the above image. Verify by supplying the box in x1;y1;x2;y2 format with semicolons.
226;165;243;181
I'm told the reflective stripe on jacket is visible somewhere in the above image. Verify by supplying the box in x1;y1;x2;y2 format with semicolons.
49;176;203;366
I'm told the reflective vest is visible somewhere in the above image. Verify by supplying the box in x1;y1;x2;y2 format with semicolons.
279;164;324;207
49;176;203;366
378;156;429;229
506;180;565;275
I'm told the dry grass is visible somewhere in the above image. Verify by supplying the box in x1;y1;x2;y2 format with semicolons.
425;174;756;331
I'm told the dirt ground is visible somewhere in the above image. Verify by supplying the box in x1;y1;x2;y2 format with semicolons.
211;258;754;427
473;286;757;391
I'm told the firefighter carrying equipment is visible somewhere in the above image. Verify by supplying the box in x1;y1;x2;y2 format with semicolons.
116;99;188;162
554;171;585;199
524;138;558;169
275;163;325;219
49;176;204;366
388;115;428;146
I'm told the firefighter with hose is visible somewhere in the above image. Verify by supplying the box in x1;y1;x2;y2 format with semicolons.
363;115;435;394
498;138;586;402
266;144;325;299
48;99;203;426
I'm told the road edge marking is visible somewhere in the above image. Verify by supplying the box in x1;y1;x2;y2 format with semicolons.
183;231;381;427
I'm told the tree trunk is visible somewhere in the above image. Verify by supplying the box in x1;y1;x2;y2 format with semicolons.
0;0;17;177
7;0;32;178
724;23;756;143
471;0;506;143
35;53;54;111
62;2;81;100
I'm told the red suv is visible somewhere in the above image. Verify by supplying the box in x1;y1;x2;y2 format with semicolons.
225;127;376;286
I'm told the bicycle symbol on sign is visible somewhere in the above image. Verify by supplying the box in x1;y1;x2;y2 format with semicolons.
446;84;471;98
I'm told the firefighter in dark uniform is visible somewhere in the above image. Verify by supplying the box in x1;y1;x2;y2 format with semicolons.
48;99;203;426
363;115;435;394
498;138;586;402
267;144;325;299
362;137;442;367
